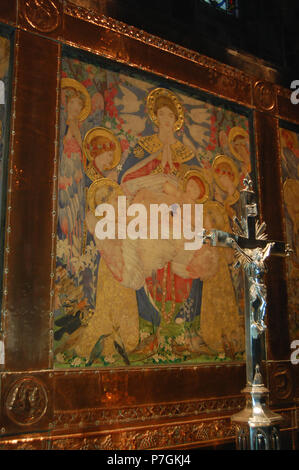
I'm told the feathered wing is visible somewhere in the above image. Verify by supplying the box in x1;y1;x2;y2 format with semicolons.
58;133;86;258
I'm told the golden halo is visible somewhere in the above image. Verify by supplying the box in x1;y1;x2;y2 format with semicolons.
182;168;210;203
228;126;249;161
87;178;124;213
147;88;184;132
83;127;122;180
61;78;91;122
212;154;239;193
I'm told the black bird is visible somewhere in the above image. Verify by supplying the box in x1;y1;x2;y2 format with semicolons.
114;340;130;365
54;310;82;341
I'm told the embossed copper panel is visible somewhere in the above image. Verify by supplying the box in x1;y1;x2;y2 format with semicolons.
1;372;53;436
3;30;59;371
254;111;290;360
53;365;246;410
267;361;295;406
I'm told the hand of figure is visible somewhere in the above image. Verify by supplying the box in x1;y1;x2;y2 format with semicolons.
186;245;219;280
161;144;174;170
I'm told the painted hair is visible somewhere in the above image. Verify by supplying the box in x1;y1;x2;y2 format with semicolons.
153;95;179;121
215;162;235;181
186;175;205;198
64;87;86;109
89;135;116;159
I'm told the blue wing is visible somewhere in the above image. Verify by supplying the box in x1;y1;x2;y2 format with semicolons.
58;125;86;258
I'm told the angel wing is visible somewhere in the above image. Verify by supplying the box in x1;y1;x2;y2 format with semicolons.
189;107;212;124
189;123;210;145
120;113;146;135
58;129;86;258
119;74;152;92
115;84;141;113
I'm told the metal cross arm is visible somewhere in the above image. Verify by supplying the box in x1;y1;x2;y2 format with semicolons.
203;228;290;258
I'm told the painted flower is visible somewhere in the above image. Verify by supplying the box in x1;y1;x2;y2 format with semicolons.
56;238;71;261
120;138;129;152
71;357;83;367
55;353;65;363
82;78;93;88
91;92;104;112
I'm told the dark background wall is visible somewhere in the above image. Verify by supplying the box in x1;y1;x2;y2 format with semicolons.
71;0;299;87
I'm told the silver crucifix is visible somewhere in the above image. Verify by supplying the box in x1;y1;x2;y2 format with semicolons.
202;175;292;450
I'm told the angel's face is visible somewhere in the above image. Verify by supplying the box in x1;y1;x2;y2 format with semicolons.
186;178;201;200
95;150;114;172
232;135;249;162
67;96;84;120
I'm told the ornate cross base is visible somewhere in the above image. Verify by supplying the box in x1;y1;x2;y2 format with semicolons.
231;366;283;450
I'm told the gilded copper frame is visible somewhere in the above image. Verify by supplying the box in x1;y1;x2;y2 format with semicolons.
0;0;298;450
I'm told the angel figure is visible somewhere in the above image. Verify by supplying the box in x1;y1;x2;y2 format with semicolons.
70;176;140;364
212;154;240;220
58;78;91;258
228;126;251;186
83;126;122;182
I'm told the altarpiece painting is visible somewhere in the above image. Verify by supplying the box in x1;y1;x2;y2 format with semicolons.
54;49;255;370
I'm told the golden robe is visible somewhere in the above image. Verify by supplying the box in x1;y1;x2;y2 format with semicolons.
200;201;245;354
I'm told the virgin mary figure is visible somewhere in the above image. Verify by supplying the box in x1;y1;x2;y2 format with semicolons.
121;87;194;193
118;88;218;354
